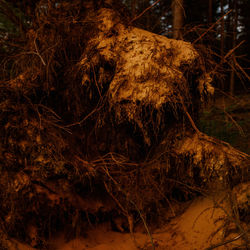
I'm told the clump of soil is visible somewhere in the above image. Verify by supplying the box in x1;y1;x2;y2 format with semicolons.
0;1;249;249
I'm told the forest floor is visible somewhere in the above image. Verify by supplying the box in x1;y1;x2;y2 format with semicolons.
198;92;250;154
10;190;248;250
5;93;250;250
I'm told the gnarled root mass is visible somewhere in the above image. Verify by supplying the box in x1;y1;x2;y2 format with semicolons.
0;0;249;248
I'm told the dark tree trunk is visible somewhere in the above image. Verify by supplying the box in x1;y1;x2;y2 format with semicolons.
131;0;136;17
208;0;213;24
230;0;238;95
220;0;225;58
172;0;184;39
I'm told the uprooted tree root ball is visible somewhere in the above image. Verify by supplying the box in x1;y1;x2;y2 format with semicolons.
0;0;249;249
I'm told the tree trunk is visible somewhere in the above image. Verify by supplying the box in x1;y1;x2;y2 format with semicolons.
230;0;238;95
208;0;213;25
131;0;136;17
220;0;225;57
172;0;184;39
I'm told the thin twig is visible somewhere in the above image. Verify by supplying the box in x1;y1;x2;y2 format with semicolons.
214;88;238;101
33;38;46;66
103;181;128;215
193;9;232;44
209;40;245;77
205;232;246;250
212;198;249;245
64;94;107;127
129;0;161;24
223;40;245;61
129;200;155;250
224;110;245;137
102;166;155;250
22;51;46;66
91;63;102;98
192;206;214;231
38;104;62;120
234;59;250;81
184;108;201;135
180;96;202;135
211;41;245;75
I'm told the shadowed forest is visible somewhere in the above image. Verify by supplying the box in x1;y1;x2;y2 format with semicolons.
0;0;249;249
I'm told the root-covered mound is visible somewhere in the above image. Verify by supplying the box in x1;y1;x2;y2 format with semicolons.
0;0;249;248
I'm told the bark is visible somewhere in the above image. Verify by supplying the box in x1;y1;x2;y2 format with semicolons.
220;0;225;57
131;0;136;17
172;0;184;39
230;0;238;95
208;0;213;25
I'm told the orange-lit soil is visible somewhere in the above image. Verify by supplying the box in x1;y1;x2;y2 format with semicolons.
12;194;245;250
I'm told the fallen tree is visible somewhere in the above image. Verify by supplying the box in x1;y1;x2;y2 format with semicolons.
0;0;249;248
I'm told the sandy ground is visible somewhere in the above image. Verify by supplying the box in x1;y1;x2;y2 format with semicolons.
8;193;247;250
